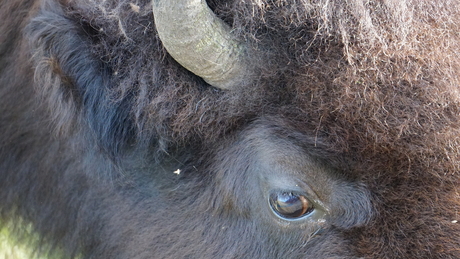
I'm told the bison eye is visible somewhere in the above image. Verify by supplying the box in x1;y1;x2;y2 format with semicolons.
269;191;314;219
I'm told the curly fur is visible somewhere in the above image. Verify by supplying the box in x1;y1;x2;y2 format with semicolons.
1;0;460;258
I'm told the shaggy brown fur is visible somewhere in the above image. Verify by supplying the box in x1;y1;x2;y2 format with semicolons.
1;0;460;258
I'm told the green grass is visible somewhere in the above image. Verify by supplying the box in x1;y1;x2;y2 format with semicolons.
0;221;66;259
0;226;39;259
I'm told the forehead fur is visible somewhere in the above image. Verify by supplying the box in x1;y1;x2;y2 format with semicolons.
69;0;460;157
52;1;458;156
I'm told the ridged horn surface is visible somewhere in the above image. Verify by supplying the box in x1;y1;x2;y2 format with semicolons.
152;0;249;90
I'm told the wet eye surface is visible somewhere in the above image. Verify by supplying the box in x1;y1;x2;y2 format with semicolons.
269;191;314;219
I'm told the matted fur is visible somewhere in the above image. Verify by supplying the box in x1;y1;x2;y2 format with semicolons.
1;0;460;258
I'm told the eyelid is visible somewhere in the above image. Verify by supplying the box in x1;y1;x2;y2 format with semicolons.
292;179;331;213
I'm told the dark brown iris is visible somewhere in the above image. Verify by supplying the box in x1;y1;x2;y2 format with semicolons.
269;192;314;219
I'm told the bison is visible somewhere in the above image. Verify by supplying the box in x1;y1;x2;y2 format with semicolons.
1;0;459;258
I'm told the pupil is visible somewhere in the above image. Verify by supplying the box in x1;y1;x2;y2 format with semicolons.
269;192;312;219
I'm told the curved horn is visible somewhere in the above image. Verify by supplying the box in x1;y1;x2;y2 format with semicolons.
152;0;249;90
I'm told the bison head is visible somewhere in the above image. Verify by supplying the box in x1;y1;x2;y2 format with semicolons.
0;0;459;258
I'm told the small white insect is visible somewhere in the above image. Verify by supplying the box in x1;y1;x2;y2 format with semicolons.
173;169;181;175
130;3;140;13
